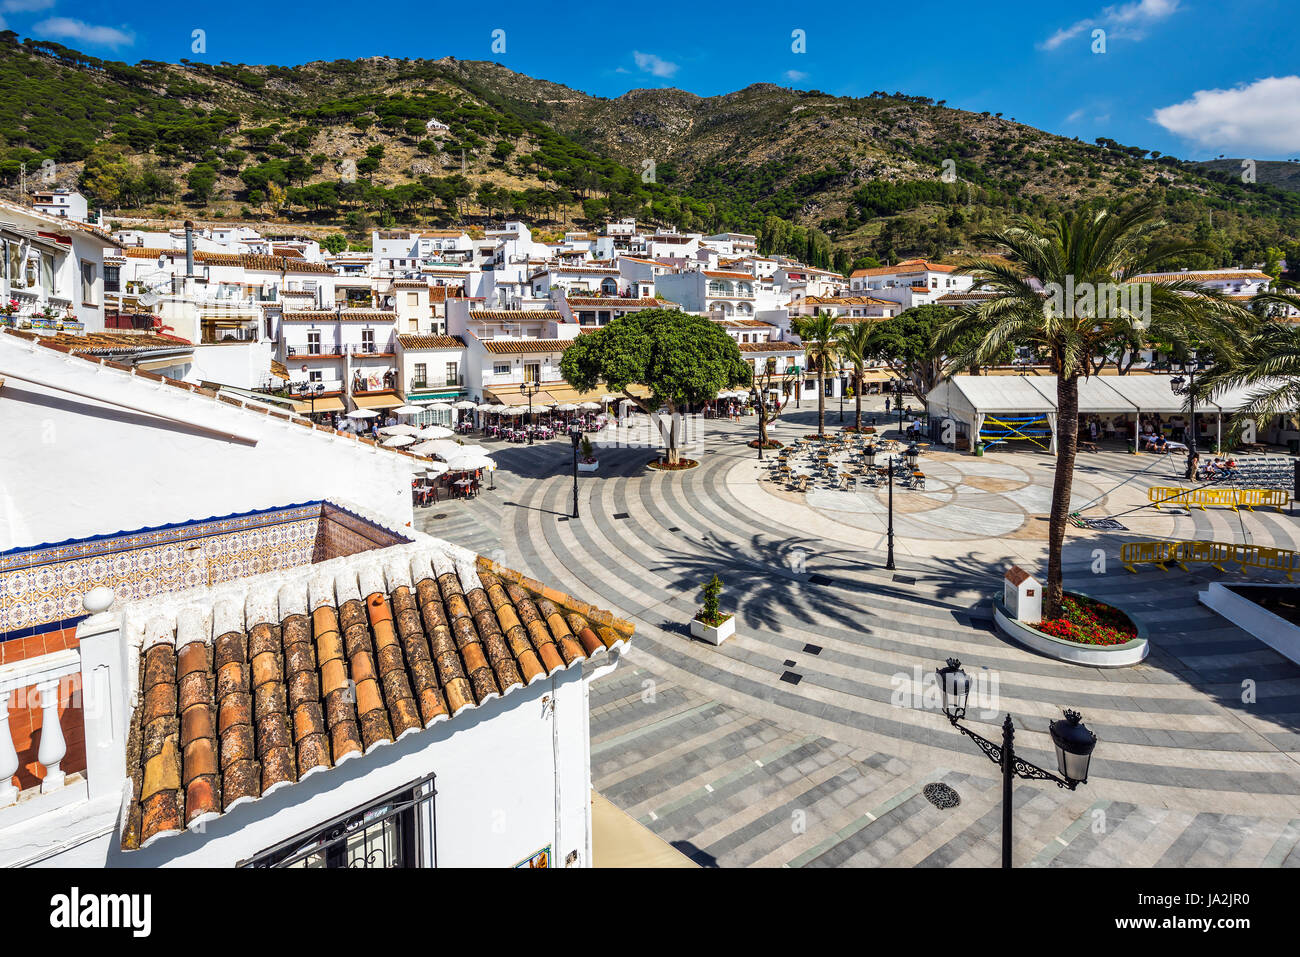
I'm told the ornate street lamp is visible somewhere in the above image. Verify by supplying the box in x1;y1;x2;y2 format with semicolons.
885;451;896;570
934;658;1098;867
905;441;919;471
569;426;582;519
893;377;906;438
520;379;541;445
1170;349;1200;479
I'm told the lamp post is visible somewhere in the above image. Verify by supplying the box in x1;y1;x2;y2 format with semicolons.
935;658;1097;868
838;364;845;424
308;382;324;420
569;426;581;519
520;380;540;445
893;378;906;439
866;441;896;570
1170;349;1199;479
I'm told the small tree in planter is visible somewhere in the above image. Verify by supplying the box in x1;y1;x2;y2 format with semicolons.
578;434;599;472
690;573;735;644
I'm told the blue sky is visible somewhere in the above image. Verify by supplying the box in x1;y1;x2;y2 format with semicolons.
7;0;1300;160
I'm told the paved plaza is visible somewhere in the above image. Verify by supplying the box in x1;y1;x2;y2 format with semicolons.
417;406;1300;867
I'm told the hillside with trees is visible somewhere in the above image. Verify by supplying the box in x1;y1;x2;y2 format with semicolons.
3;32;1298;273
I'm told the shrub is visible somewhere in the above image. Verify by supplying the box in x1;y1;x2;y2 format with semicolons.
697;574;726;627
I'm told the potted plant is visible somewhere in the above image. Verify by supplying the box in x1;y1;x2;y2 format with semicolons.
690;573;735;644
577;434;599;472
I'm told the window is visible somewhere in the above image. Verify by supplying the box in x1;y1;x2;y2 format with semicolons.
40;253;54;296
309;370;323;383
80;260;97;304
240;774;437;868
407;292;419;306
493;362;511;376
104;264;120;293
524;362;540;383
445;361;458;384
362;329;376;353
307;331;322;355
600;277;617;296
413;363;427;387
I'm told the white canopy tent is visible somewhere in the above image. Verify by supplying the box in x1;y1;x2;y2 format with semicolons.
926;374;1285;454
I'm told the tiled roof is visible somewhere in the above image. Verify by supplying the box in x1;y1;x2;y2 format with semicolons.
1133;270;1272;283
396;334;465;350
119;248;334;275
469;310;562;323
281;310;394;322
738;341;801;352
566;297;660;307
1;329;191;353
850;259;957;278
711;318;771;327
481;338;572;355
703;270;754;280
802;295;898;307
120;546;633;850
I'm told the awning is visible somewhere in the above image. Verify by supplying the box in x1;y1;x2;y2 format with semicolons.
271;360;290;379
484;388;558;406
406;390;463;402
351;393;405;411
134;356;193;373
290;396;345;414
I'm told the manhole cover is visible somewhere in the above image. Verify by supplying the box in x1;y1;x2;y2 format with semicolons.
923;783;960;809
431;513;448;520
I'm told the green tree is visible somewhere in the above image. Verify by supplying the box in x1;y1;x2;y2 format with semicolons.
320;233;348;255
791;310;839;439
560;309;750;465
937;200;1245;617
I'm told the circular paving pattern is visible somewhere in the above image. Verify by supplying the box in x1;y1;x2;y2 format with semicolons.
426;414;1300;867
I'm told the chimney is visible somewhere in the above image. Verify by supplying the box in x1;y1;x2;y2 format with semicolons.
184;220;195;278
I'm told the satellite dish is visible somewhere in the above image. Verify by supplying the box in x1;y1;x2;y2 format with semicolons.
139;290;160;307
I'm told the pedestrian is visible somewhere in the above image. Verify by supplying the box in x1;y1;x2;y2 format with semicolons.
885;397;891;414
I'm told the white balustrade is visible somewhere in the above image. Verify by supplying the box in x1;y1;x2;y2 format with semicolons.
0;697;18;806
35;680;67;793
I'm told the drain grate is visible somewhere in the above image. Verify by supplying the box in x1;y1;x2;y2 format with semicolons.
808;574;834;586
892;574;917;586
613;512;630;520
431;513;448;520
923;783;960;809
779;671;802;685
667;526;681;532
803;644;823;656
783;659;796;667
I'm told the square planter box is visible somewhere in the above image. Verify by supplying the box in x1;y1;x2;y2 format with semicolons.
578;461;599;473
690;615;735;645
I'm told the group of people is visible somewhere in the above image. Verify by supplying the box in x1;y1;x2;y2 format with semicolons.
1191;453;1239;481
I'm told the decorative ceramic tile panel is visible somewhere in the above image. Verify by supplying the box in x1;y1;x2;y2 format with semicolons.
0;501;409;646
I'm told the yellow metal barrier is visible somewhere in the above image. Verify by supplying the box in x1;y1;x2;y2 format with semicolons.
1123;540;1299;580
1146;486;1290;513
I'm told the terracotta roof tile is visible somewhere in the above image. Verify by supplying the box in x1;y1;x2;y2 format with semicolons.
119;545;632;851
481;338;572;355
396;334;465;350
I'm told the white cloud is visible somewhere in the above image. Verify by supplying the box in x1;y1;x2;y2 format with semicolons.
1041;0;1179;51
33;16;134;48
784;70;808;82
633;51;678;79
1;0;55;12
1153;76;1300;155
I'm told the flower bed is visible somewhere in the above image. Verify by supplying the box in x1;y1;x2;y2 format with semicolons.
647;457;699;471
1035;594;1138;646
840;426;876;434
747;439;784;449
694;610;732;628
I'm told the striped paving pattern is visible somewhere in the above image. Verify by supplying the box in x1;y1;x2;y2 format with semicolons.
420;413;1300;866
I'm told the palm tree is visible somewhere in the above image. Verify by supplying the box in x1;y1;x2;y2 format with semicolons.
1199;290;1300;436
836;320;878;432
793;309;839;439
937;200;1246;618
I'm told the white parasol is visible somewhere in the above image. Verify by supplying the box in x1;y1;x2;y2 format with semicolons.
476;403;499;413
555;402;579;412
382;434;416;447
379;424;419;436
578;401;601;411
412;439;461;457
416;425;454;439
444;452;495;472
426;401;454;411
346;409;378;419
424;462;450;477
454;400;478;410
392;405;424;416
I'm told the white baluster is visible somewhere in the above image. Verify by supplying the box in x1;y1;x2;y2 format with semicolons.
35;680;66;793
0;692;18;806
